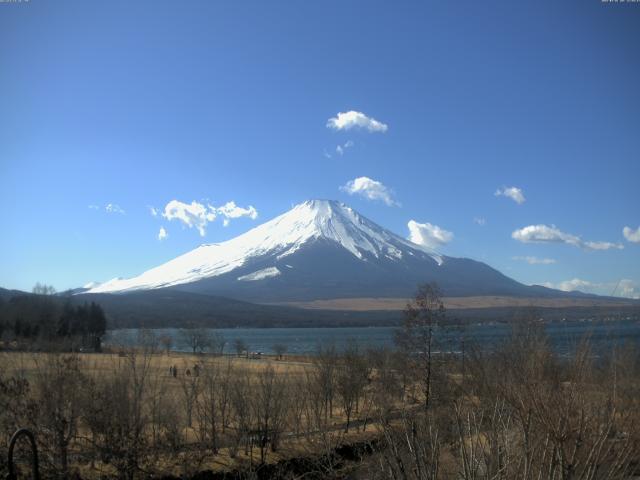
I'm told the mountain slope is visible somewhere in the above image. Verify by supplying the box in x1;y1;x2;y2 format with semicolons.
85;200;582;302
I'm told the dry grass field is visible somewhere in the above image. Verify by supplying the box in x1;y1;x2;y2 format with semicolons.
1;317;639;479
0;347;388;479
272;295;638;311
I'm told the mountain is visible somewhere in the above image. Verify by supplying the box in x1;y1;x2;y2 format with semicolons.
84;200;587;302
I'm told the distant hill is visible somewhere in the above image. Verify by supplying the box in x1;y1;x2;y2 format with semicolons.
2;286;638;329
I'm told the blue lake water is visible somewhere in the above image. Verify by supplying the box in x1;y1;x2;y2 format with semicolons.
105;319;640;355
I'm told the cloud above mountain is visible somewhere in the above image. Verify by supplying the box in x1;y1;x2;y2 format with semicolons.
512;224;623;251
327;111;388;133
543;278;640;299
407;220;453;250
162;199;258;236
340;176;398;206
163;200;216;236
495;186;525;204
217;201;258;227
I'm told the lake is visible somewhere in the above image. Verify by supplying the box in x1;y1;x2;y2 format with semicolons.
105;319;640;355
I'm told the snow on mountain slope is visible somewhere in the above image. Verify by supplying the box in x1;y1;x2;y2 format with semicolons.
86;200;443;294
237;267;281;282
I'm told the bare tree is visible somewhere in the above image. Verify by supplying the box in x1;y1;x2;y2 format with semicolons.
158;334;173;355
336;340;370;432
196;360;222;454
312;343;338;425
82;350;155;480
273;343;287;360
32;283;56;296
229;369;252;459
32;353;85;478
210;331;226;356
395;283;445;411
180;328;213;354
178;361;201;429
251;365;288;463
234;338;248;357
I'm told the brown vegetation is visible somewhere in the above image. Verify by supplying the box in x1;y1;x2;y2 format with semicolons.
0;287;638;479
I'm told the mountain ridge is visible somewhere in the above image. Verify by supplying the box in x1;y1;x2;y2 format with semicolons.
81;200;616;303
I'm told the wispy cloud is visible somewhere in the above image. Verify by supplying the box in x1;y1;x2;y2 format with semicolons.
105;203;125;214
89;203;125;214
158;226;168;241
336;140;354;156
407;220;453;250
623;225;640;243
513;256;556;265
327;111;388;133
473;217;486;226
495;186;525;204
583;240;624;251
512;224;623;251
162;199;258;236
149;206;159;217
340;176;398;206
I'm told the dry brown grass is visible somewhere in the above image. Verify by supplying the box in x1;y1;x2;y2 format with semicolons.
0;349;385;478
269;295;637;311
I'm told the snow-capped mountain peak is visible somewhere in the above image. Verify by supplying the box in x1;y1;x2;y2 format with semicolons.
86;199;442;294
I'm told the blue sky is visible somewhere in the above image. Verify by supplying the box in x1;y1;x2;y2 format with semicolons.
1;0;639;297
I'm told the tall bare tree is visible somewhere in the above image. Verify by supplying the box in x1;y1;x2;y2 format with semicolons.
395;283;445;411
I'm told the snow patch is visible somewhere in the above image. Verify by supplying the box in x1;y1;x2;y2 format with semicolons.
237;267;281;282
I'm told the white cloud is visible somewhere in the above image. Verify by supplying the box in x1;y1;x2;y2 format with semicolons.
340;176;398;206
162;199;258;236
542;278;640;299
327;111;388;133
618;279;640;299
336;140;355;156
105;203;125;214
513;256;556;265
90;203;126;214
149;206;159;217
513;224;581;246
158;226;168;241
512;224;623;251
583;240;624;251
163;200;216;236
557;278;596;293
407;220;453;250
495;186;525;204
216;201;258;227
623;226;640;243
473;217;486;226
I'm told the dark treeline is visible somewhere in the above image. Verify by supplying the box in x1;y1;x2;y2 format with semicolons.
0;284;106;351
